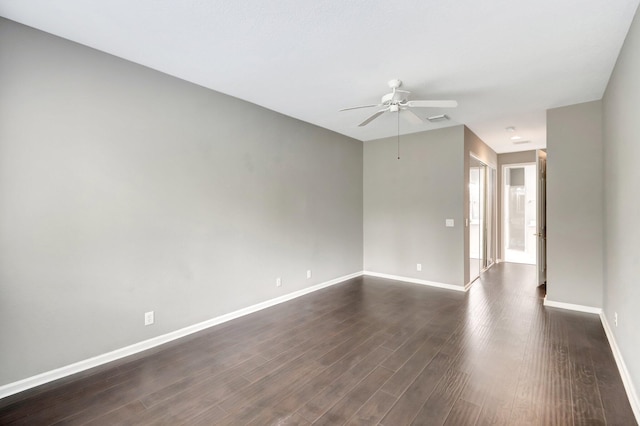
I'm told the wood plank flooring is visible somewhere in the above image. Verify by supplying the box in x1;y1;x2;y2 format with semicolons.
0;263;636;425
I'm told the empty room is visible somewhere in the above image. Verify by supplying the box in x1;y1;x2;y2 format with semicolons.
1;1;639;425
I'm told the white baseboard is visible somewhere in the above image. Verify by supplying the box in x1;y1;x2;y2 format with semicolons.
465;278;479;291
543;297;639;421
543;297;603;314
0;271;364;400
363;271;466;292
600;313;640;422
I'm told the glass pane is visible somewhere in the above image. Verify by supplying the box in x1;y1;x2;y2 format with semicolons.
504;164;537;264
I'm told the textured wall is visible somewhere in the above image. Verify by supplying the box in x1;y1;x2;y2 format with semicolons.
602;4;640;408
364;126;465;287
0;19;363;385
546;101;603;308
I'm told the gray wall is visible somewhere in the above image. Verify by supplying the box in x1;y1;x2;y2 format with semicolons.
602;5;640;402
546;101;603;308
0;19;363;386
363;126;465;287
496;150;537;261
463;127;498;285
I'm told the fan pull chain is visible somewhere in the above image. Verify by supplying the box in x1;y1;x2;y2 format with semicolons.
397;111;400;160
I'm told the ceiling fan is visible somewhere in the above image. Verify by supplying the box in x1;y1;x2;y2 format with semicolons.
340;79;457;127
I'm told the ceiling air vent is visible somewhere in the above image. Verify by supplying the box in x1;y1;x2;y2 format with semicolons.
512;139;531;145
427;114;450;122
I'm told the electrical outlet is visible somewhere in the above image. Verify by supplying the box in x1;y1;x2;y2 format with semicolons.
144;311;154;326
614;312;618;327
417;263;422;271
307;270;312;279
276;277;282;287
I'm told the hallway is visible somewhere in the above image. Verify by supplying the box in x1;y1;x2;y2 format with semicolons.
0;263;635;425
463;263;635;424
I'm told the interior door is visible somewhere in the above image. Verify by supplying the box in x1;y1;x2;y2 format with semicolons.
469;158;482;283
469;155;498;284
484;167;496;268
536;150;547;286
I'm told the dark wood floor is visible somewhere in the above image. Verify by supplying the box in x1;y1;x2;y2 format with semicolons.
0;263;636;425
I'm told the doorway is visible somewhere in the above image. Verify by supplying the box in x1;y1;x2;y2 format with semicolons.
469;156;496;284
536;149;547;286
502;163;537;264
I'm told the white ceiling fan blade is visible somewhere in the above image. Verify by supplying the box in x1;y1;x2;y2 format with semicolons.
402;109;424;125
339;104;380;111
406;100;458;108
358;108;389;127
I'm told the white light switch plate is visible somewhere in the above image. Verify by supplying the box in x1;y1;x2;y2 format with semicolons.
445;219;455;227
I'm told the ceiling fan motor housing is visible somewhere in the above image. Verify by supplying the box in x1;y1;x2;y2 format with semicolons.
381;90;410;105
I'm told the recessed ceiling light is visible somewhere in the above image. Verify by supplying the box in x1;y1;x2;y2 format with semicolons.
505;126;516;132
510;135;522;141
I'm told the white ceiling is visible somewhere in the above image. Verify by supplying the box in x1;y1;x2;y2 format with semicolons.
1;0;638;153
